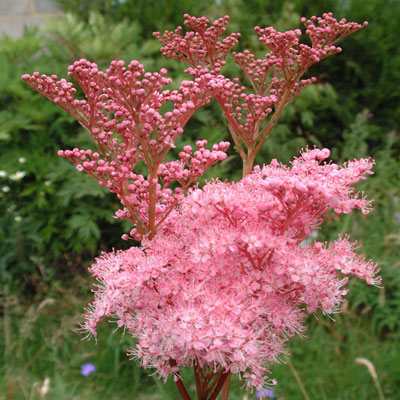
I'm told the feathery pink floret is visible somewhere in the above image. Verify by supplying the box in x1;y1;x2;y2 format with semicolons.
83;149;380;390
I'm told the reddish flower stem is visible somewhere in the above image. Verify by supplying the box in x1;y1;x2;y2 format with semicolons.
221;374;231;400
170;360;192;400
208;371;231;400
194;364;205;399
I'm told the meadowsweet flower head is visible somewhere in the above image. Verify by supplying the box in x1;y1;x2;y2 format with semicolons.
83;149;379;390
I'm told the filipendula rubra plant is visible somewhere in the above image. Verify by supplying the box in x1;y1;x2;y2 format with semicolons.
23;13;380;400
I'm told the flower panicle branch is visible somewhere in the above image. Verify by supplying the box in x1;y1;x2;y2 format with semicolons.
154;14;240;72
22;60;229;239
155;13;367;176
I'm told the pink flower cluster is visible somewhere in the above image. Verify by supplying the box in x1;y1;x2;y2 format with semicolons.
83;149;380;390
23;60;229;238
156;13;367;176
256;13;366;76
154;14;240;72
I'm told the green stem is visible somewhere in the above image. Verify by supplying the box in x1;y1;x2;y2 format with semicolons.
287;358;310;400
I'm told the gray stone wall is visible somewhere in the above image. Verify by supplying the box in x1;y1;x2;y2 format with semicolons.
0;0;62;38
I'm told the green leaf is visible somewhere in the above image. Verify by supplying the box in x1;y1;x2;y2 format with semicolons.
301;111;314;128
67;214;101;240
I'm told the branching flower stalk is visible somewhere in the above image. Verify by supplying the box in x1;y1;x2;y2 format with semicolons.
23;60;229;240
156;13;367;177
23;13;380;400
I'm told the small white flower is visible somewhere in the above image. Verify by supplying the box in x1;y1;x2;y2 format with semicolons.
0;170;6;178
2;186;10;193
15;215;22;222
18;157;26;164
10;171;26;181
44;180;51;186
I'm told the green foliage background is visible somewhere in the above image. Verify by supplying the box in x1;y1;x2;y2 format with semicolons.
0;0;399;399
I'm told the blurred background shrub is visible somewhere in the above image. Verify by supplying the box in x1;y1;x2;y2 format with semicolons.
0;0;399;398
